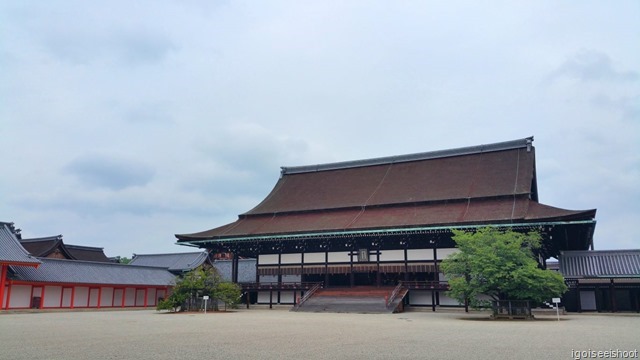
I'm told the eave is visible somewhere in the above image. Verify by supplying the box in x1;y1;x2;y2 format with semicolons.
177;219;596;246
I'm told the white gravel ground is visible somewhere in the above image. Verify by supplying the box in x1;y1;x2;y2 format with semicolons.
1;307;638;360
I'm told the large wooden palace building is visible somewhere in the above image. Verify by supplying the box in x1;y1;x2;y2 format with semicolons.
176;137;597;307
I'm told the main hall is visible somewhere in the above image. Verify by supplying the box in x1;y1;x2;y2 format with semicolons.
176;137;597;308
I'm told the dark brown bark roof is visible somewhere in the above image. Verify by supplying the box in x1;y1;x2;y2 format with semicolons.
20;236;111;262
176;137;596;242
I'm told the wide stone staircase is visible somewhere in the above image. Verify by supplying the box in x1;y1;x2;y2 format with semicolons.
293;286;407;314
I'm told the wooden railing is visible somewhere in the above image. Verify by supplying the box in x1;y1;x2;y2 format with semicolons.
401;281;449;290
292;282;323;311
386;282;405;308
239;282;320;291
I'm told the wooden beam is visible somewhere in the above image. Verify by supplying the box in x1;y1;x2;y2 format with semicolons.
0;265;7;310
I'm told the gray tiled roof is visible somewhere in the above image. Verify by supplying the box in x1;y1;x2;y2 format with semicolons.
129;252;207;273
11;258;175;286
559;250;640;278
0;223;41;266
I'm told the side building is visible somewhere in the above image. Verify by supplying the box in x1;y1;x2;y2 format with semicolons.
1;222;174;310
175;137;597;307
559;249;640;312
130;251;256;282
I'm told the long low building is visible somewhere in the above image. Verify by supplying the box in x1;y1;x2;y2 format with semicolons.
560;249;640;312
1;222;174;310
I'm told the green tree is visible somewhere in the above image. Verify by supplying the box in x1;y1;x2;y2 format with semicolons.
440;227;567;309
157;266;245;312
215;282;242;311
114;256;131;264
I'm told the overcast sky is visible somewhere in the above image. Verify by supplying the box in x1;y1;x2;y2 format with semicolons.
1;1;638;258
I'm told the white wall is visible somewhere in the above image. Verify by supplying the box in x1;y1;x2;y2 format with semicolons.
88;288;99;307
146;288;157;306
74;287;89;307
327;252;350;263
101;288;114;307
303;252;325;263
409;291;433;305
279;290;295;304
43;286;62;308
258;254;279;265
125;288;136;306
379;250;405;262
407;249;433;261
61;288;72;308
257;291;276;304
113;288;124;306
135;289;146;306
280;253;301;264
9;285;31;308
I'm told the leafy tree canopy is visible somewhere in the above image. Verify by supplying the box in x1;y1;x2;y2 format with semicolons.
440;227;567;308
157;267;241;312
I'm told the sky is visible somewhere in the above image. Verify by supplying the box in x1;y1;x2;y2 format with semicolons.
1;1;638;258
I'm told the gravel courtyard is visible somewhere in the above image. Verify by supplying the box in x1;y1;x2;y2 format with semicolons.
1;307;637;360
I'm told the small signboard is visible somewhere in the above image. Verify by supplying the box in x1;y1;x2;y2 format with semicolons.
552;298;560;303
203;296;210;300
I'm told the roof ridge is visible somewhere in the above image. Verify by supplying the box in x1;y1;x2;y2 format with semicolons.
37;257;173;269
65;244;105;251
281;137;534;175
133;251;205;257
20;235;63;242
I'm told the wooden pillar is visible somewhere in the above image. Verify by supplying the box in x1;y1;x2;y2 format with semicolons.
5;281;13;310
403;247;409;282
246;291;250;309
40;285;46;309
433;245;439;282
349;246;354;288
595;285;601;312
431;290;436;312
324;249;329;287
143;287;148;308
277;250;282;304
300;251;305;283
376;246;381;287
609;279;617;313
232;255;239;283
0;265;7;310
269;289;273;309
70;287;75;309
121;288;126;308
98;287;103;308
576;283;582;313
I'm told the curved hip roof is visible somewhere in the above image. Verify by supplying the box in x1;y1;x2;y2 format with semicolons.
176;137;596;243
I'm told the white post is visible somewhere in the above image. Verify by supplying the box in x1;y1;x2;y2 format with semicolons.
203;295;209;314
552;298;561;321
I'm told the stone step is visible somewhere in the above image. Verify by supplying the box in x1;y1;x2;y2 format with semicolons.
295;287;401;314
